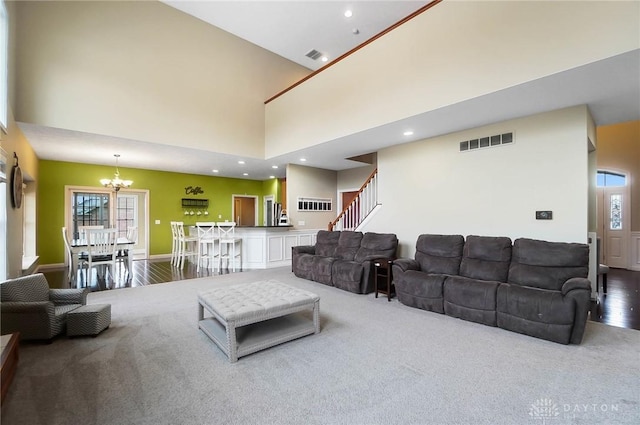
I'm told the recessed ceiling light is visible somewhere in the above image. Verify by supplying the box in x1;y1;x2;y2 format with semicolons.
271;165;278;169
212;169;219;173
403;130;414;136
243;173;248;176
344;10;353;18
269;175;275;179
238;160;245;164
300;158;307;162
320;56;328;62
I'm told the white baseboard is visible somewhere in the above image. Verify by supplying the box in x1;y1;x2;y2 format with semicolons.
37;263;64;272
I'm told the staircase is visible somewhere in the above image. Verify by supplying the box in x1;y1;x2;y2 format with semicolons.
329;169;378;231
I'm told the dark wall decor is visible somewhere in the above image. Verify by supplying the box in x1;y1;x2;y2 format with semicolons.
11;153;23;209
185;186;204;195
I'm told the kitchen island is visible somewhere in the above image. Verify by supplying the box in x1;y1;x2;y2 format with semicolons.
227;226;318;270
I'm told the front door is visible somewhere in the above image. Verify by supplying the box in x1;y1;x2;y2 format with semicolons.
596;171;630;269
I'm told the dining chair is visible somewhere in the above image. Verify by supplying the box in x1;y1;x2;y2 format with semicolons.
174;222;198;269
195;222;218;272
217;222;242;272
117;226;138;275
78;225;104;240
62;227;88;286
85;228;119;286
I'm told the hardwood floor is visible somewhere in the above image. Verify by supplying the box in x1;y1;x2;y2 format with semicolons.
590;268;640;331
43;260;640;332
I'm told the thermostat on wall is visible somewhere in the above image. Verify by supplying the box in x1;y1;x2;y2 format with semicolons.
536;211;553;220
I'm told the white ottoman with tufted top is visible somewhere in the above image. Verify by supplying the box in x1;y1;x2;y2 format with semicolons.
197;280;320;362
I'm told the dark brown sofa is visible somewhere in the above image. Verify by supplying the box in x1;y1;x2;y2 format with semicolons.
393;235;591;344
292;230;398;294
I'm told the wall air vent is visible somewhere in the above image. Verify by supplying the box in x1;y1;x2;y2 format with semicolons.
460;132;514;152
305;49;323;60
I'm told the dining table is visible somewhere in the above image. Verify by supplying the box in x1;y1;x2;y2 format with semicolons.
70;237;135;283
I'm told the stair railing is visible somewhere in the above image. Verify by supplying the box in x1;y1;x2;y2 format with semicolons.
329;168;378;231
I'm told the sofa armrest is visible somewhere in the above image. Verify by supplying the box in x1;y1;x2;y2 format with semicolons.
49;288;88;305
1;301;54;314
392;258;419;273
561;277;591;296
292;245;315;256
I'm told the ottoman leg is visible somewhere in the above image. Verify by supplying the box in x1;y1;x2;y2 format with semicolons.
227;322;238;363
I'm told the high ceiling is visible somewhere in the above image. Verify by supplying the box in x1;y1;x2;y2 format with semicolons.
19;1;640;181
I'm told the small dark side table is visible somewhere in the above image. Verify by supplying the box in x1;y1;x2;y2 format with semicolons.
374;258;395;301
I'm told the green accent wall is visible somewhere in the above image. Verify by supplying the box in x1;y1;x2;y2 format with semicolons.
38;160;279;265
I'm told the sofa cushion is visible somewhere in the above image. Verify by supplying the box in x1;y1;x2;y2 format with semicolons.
331;260;364;293
508;238;588;291
354;232;398;263
394;270;446;313
335;231;364;261
315;231;341;257
292;253;315;280
459;235;512;282
311;256;336;286
443;276;499;326
415;234;464;275
497;283;575;344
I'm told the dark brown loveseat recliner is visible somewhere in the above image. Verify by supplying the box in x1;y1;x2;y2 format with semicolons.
292;230;398;294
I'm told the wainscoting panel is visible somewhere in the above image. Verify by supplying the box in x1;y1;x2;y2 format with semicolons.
631;232;640;271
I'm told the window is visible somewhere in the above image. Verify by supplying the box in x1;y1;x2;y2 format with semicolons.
610;194;622;230
116;195;137;239
597;171;626;187
71;192;110;239
0;1;8;131
0;147;6;280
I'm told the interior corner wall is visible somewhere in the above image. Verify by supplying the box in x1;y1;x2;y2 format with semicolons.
361;107;590;258
286;164;337;231
596;120;640;231
14;0;309;158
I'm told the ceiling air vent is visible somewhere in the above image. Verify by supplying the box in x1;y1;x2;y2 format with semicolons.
305;49;323;60
460;132;514;152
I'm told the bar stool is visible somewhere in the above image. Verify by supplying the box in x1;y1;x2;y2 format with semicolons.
217;222;242;272
175;221;198;269
196;222;218;272
170;221;179;266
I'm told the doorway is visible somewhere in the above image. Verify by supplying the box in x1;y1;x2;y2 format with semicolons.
596;171;630;269
233;195;257;227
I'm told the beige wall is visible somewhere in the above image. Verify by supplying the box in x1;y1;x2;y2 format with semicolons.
286;164;336;231
265;0;639;157
361;106;592;258
14;0;309;158
1;110;39;279
596;120;640;231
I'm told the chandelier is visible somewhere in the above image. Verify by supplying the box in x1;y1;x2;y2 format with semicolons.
100;154;133;192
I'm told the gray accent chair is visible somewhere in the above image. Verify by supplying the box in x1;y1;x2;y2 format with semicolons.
1;273;88;341
393;235;591;344
292;230;398;294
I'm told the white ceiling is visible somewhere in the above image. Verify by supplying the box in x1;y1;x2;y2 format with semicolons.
19;1;640;181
